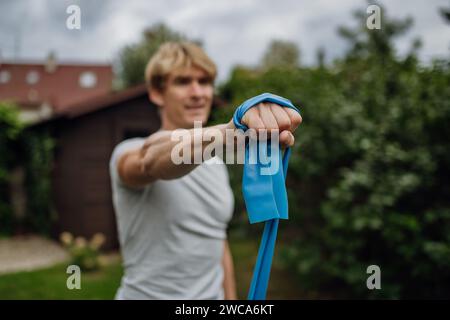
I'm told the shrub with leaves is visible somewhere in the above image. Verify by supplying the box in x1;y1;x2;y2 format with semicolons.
0;102;23;235
217;5;450;298
60;232;106;271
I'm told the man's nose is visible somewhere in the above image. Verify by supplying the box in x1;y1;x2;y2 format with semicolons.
189;81;203;97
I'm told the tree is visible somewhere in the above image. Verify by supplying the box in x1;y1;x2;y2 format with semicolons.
117;23;199;88
0;102;23;235
316;47;326;68
218;4;450;298
0;102;55;235
260;40;300;70
440;7;450;23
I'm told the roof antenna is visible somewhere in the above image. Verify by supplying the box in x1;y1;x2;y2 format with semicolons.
46;51;57;73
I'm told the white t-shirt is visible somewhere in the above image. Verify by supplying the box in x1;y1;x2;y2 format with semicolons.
109;138;234;299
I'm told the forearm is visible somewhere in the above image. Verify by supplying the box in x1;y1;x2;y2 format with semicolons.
119;100;301;188
222;240;237;300
119;121;234;188
142;122;232;179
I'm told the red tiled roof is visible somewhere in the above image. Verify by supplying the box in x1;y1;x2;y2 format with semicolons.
61;84;148;118
34;83;227;124
0;61;113;112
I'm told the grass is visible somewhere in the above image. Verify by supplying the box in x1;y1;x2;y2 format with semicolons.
0;235;303;299
230;234;304;299
0;262;123;299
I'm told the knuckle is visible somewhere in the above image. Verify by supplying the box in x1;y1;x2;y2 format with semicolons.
279;118;291;130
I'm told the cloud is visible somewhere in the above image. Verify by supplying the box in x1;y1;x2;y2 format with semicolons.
0;0;448;81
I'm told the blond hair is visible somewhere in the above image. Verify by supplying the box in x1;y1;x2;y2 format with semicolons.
145;42;217;91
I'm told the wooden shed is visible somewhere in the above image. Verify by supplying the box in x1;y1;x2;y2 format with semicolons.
40;85;160;249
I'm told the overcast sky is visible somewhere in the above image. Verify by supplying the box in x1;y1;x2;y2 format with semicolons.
0;0;449;81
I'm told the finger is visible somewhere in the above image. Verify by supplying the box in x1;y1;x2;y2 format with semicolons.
242;107;265;131
259;103;278;131
279;130;295;148
270;105;292;131
284;108;302;132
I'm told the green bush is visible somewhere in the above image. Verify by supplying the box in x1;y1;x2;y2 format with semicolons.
0;102;23;235
0;102;55;236
21;129;56;234
217;7;450;298
60;232;106;271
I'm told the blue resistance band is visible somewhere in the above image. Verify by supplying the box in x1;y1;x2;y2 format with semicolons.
233;93;301;300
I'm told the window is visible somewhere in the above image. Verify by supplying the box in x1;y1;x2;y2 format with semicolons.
0;70;11;84
26;71;40;85
79;71;97;88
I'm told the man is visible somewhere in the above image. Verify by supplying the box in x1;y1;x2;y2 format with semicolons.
110;42;302;300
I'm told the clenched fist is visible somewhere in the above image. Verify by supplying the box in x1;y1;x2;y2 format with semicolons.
231;102;302;147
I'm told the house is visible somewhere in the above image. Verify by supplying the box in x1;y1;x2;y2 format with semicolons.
35;84;160;249
3;56;227;249
36;85;227;250
0;53;113;123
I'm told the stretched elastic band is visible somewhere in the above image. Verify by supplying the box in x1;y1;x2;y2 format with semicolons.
232;93;301;300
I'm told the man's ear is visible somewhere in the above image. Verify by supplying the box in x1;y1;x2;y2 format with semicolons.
148;88;164;108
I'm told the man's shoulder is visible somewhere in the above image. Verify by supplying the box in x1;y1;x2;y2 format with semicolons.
113;138;146;154
111;138;145;163
109;138;146;186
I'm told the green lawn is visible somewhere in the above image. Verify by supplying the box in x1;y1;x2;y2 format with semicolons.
0;236;303;299
230;235;304;299
0;262;123;299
